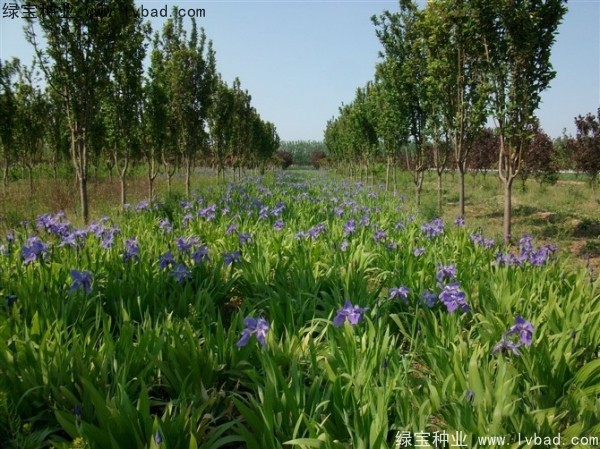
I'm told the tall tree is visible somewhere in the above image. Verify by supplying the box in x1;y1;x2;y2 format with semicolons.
44;87;70;180
162;13;216;195
104;16;149;209
0;58;18;194
25;1;138;223
474;0;567;241
14;62;47;196
209;78;236;182
373;0;429;205
373;60;408;193
423;0;488;217
143;32;169;200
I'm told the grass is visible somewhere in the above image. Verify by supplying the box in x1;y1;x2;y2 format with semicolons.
339;166;600;269
3;164;600;269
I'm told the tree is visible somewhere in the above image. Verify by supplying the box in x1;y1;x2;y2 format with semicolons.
348;84;379;185
13;62;47;196
422;0;488;217
373;0;429;205
518;122;558;188
162;14;216;195
474;0;567;241
25;1;138;223
0;58;18;194
469;128;499;178
44;87;70;180
104;16;149;209
572;108;600;200
373;60;408;193
209;78;235;181
310;150;327;170
275;151;293;170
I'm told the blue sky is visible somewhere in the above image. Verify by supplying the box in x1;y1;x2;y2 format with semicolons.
1;0;598;141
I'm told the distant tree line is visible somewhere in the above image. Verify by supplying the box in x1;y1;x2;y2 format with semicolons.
324;0;578;242
0;2;280;223
276;140;328;167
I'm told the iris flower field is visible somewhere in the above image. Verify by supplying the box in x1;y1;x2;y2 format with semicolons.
0;173;599;448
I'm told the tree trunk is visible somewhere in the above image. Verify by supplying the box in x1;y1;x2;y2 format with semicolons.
458;167;466;218
120;175;126;210
416;171;424;207
52;154;58;180
185;157;191;196
385;156;391;191
437;170;443;215
503;178;513;242
79;175;89;225
148;175;154;202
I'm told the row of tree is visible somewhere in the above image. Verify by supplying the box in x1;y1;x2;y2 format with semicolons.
276;140;328;166
0;2;280;223
324;0;569;241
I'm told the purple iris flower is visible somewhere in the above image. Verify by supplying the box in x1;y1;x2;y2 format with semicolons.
420;290;437;308
413;247;426;257
506;316;534;346
70;270;93;294
386;242;398;251
343;219;356;236
271;201;285;217
158;218;172;233
493;337;522;356
471;233;495;249
307;223;326;239
340;240;350;252
454;216;465;227
333;299;368;327
359;215;370;227
170;263;191;283
236;317;270;347
175;236;199;253
519;235;534;256
436;264;457;283
373;229;387;243
258;206;270;220
21;236;49;264
223;250;241;266
59;233;80;249
158;251;175;270
225;223;238;235
421;218;444;238
439;282;469;313
191;245;209;264
198;204;217;221
389;286;410;301
123;238;140;262
135;200;150;212
238;232;252;246
273;220;285;231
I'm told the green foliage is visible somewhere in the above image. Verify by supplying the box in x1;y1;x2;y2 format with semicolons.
278;141;327;166
0;172;598;447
